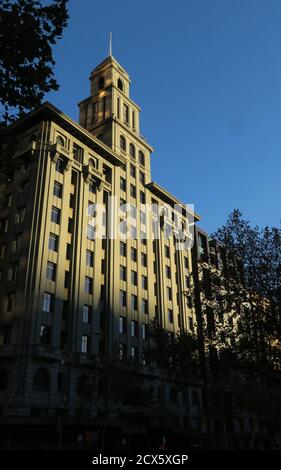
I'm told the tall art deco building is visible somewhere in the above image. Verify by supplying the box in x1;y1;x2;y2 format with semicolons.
0;53;202;447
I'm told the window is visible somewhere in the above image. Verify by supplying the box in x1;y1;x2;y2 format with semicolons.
165;245;170;258
5;194;12;207
139;151;145;166
85;276;93;295
88;201;95;217
142;298;148;315
187;296;193;309
120;265;126;281
168;309;173;323
131;320;138;337
73;144;84;163
123;104;129;124
140;211;146;225
130;184;136;198
130;225;137;239
120;241;126;257
0;244;5;260
120;177;126;192
132;110;135;129
131;346;138;362
119;316;126;334
131;247;137;262
49;233;58;252
83;305;92;324
140;191;145;204
167;287;172;301
98;76;104;89
56;135;65;147
87;224;95;240
129;143;136;159
120;135;126;152
166;266;171;279
6;293;15;312
43;292;53;313
140;231;147;245
40;325;51;345
117;97;120;118
51;206;61;224
131;294;138;311
142;323;148;341
120;290;126;307
33;368;50;391
117;78;123;91
184;256;189;269
119;343;125;361
89;180;96;193
15;207;25;224
130;164;136;178
11;234;21;253
141;252;147;267
141;275;147;290
46;262;56;281
53;181;62;198
81;335;89;354
131;270;137;286
86;249;94;267
188;316;193;330
139;171;145;185
55;158;64;174
7;264;17;282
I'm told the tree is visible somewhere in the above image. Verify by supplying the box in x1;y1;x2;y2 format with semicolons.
0;0;69;128
197;210;281;447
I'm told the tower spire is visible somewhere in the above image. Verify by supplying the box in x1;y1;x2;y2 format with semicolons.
109;32;112;57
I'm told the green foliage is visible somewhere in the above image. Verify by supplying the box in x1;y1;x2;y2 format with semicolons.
0;0;69;127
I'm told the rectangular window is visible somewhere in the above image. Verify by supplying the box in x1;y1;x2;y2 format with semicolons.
49;233;58;252
43;292;53;312
168;309;173;323
55;158;64;174
131;320;138;337
130;184;136;198
184;256;189;269
0;244;5;260
130;164;136;178
119;343;125;361
6;294;15;312
15;207;25;224
166;266;171;279
120;265;126;281
81;335;89;354
86;249;94;267
117;97;120;119
188;316;193;330
142;298;148;315
88;201;95;217
120;289;126;307
165;245;170;258
131;294;138;311
11;234;22;253
40;325;51;345
142;323;148;341
141;252;147;267
123;104;129;124
119;316;126;334
141;275;148;290
87;224;95;240
131;247;137;262
131;270;137;286
131;346;137;362
167;287;172;301
140;211;146;225
46;261;56;281
51;206;61;224
73;144;84;164
85;276;93;294
120;177;126;192
64;271;70;289
89;180;96;193
139;171;145;185
53;181;63;198
120;241;126;257
83;305;92;324
132;110;135;129
140;191;145;204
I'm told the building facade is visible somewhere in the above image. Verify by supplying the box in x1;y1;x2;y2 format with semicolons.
0;55;204;449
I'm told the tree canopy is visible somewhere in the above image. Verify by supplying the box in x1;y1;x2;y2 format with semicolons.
0;0;69;128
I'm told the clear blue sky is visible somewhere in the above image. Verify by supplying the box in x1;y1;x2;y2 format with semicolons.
46;0;281;233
